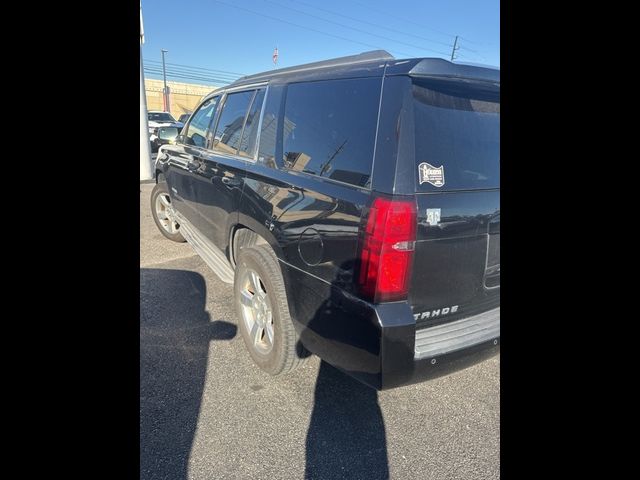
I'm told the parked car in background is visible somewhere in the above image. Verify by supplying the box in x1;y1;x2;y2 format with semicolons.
178;113;191;124
151;50;500;390
154;126;180;151
147;111;184;152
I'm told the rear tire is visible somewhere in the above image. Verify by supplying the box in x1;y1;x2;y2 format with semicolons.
150;182;186;243
234;244;305;375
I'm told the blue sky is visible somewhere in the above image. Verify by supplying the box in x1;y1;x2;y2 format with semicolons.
141;0;499;86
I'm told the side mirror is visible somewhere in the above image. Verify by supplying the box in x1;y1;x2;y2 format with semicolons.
157;126;179;142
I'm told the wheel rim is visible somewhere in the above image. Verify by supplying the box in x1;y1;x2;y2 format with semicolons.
155;193;180;234
239;268;274;355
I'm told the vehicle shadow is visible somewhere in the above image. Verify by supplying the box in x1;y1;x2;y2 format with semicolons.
139;268;236;480
305;361;389;480
301;260;390;479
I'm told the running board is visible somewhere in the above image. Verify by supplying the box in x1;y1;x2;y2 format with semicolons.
174;211;235;284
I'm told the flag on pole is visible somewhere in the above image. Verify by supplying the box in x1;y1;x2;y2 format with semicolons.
272;47;279;66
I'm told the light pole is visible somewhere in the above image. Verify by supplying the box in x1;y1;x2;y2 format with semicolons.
140;2;152;181
161;49;169;113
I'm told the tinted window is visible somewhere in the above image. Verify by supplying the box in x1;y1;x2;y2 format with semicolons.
282;77;381;188
184;97;218;148
413;78;500;191
257;87;283;169
238;89;265;159
213;90;255;155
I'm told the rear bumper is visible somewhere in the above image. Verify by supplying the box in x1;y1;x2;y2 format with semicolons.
377;305;500;389
281;262;500;390
382;330;500;390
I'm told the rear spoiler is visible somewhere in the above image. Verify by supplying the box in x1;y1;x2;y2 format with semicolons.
407;58;499;84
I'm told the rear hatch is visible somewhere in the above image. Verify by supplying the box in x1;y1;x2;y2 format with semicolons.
408;75;500;328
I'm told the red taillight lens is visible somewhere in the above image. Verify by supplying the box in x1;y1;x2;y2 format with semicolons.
358;197;417;303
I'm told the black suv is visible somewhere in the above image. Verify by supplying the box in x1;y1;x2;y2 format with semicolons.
151;50;500;390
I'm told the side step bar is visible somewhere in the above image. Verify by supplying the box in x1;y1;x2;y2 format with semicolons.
174;211;235;284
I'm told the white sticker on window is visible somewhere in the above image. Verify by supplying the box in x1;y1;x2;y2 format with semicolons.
426;209;441;226
418;162;445;187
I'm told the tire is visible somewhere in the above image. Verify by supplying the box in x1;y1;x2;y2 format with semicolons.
234;244;305;375
150;182;186;242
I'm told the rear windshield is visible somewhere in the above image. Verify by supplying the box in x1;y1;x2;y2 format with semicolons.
412;78;499;191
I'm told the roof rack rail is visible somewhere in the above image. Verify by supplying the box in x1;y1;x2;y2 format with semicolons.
231;50;395;85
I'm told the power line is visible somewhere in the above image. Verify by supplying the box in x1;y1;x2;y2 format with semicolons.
145;73;228;85
456;36;493;47
144;74;228;86
458;45;484;56
145;62;242;81
264;1;492;61
144;64;227;78
144;69;230;84
458;47;487;62
145;69;231;85
344;0;463;40
260;0;450;57
145;59;246;77
141;2;493;84
145;66;240;82
143;67;234;85
210;0;426;59
278;0;456;49
342;1;491;57
144;63;242;81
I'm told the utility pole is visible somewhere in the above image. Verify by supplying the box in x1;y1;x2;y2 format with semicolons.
140;2;153;181
161;49;169;113
450;35;459;62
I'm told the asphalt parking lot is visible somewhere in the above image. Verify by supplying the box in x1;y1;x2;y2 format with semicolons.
140;183;500;480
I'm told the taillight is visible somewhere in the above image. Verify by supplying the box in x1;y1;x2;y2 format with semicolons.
357;196;417;303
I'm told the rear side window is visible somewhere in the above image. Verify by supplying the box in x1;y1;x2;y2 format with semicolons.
238;89;265;159
213;90;255;155
282;77;381;188
413;78;500;191
184;97;218;148
256;86;283;169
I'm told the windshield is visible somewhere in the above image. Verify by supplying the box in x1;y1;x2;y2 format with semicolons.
148;112;176;123
413;78;499;191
